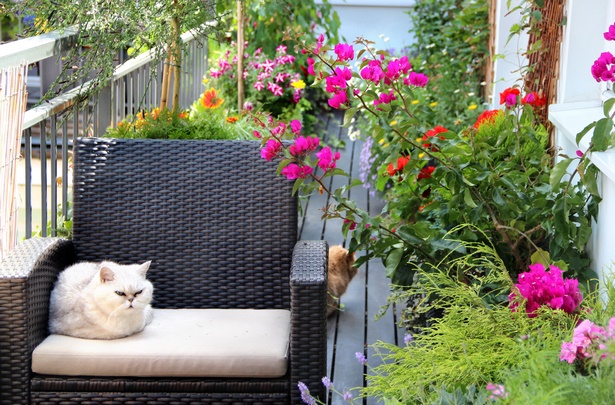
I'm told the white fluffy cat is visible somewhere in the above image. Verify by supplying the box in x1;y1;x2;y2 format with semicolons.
49;260;154;339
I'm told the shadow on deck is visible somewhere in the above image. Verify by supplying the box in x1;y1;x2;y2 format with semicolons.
298;112;406;405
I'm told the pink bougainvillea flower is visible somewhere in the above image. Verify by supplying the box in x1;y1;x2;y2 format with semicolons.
591;52;615;82
499;87;520;107
508;263;582;318
576;149;584;158
270;122;287;136
486;383;509;400
343;219;357;231
328;90;348;109
289;136;319;156
261;139;282;161
373;90;397;107
307;57;316;76
385;59;402;82
253;130;262;139
605;23;615;41
281;163;313;180
407;71;429;87
316;147;341;171
314;33;325;54
334;43;355;61
399;56;412;73
474;109;503;129
360;60;385;84
290;119;302;134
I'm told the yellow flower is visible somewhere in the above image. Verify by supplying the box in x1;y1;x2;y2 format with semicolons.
202;76;209;85
429;102;438;107
412;100;420;105
390;120;397;126
416;137;423;143
291;79;306;89
383;143;390;148
468;104;478;110
150;107;161;120
419;153;425;159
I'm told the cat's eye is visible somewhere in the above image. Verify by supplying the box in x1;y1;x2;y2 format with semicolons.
135;290;143;296
115;291;126;296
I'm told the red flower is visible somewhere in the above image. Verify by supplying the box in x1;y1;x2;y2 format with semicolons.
474;109;503;129
521;92;547;107
499;87;520;107
418;165;435;180
422;125;448;151
387;156;411;177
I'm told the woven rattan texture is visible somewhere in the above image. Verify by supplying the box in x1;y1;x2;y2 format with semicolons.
0;237;76;405
289;240;328;404
31;392;288;404
72;138;297;310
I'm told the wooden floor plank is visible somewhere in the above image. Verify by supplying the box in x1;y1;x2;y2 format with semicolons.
298;112;402;405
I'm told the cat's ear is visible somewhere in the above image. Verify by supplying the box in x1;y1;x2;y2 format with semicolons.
100;267;115;283
138;261;152;276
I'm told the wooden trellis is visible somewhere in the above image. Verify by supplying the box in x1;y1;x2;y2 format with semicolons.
523;0;565;149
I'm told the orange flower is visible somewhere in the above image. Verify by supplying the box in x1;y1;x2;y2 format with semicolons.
179;111;188;119
150;107;161;120
200;88;224;109
474;109;503;129
226;116;239;123
387;156;411;177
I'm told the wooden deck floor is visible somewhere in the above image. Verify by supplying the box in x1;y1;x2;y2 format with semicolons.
298;113;406;405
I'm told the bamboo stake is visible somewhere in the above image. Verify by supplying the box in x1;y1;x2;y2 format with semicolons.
160;53;172;111
237;0;245;112
0;64;27;261
170;0;181;112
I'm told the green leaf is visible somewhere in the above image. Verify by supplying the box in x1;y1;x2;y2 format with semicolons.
343;107;358;127
592;117;613;151
583;163;601;197
576;121;597;145
291;178;305;196
385;246;404;278
604;98;615;118
463;187;477;208
530;248;550;267
549;158;573;190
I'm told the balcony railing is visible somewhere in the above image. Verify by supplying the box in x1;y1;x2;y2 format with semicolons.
0;26;210;243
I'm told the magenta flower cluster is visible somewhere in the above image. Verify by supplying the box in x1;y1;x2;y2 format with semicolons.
305;36;429;111
560;318;615;364
210;43;304;105
508;263;582;318
591;22;615;82
256;117;341;181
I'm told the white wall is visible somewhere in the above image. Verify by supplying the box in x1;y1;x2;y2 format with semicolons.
490;0;528;106
549;0;615;283
317;0;415;54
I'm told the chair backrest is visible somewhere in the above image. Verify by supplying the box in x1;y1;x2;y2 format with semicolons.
72;138;297;309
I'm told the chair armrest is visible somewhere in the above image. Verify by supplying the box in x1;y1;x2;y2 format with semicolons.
0;237;76;404
289;239;328;404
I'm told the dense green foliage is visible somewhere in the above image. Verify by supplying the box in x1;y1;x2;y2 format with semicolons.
364;237;615;404
406;0;490;128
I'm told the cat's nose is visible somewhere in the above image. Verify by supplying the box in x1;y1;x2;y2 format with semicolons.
128;297;134;302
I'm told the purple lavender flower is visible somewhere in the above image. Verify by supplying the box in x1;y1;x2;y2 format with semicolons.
355;352;367;365
298;382;316;405
343;390;354;402
404;334;413;345
321;376;333;389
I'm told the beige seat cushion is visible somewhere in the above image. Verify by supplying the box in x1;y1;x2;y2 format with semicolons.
32;308;290;378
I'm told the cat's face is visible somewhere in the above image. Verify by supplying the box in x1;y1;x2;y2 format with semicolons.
92;261;154;315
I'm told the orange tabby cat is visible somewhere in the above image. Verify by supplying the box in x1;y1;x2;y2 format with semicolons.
327;245;358;316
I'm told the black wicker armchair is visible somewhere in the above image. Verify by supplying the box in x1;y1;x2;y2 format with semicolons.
0;138;328;405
